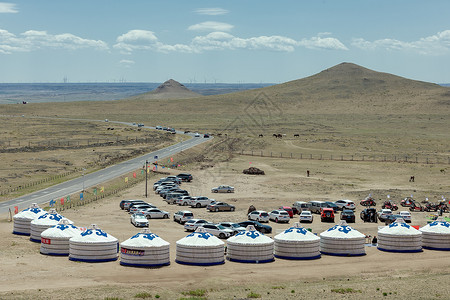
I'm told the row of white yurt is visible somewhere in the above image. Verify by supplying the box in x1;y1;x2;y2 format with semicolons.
69;224;119;262
377;218;422;253
13;203;46;236
40;219;81;256
30;209;72;243
319;221;366;256
175;227;225;266
274;223;321;260
226;225;274;263
420;218;450;251
120;228;170;267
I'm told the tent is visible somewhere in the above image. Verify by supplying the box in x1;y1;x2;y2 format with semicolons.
176;227;225;266
377;218;422;253
69;224;118;262
320;220;366;256
120;228;170;267
30;208;72;243
226;225;274;263
12;203;46;236
40;218;81;256
274;222;320;260
419;218;450;251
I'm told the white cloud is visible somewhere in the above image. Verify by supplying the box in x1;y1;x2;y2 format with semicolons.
195;7;229;15
0;2;18;13
188;21;234;32
0;28;108;54
352;30;450;55
119;59;135;65
298;36;348;50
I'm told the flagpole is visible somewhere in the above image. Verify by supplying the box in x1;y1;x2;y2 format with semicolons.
145;160;148;198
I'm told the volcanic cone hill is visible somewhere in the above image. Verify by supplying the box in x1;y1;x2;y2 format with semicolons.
128;79;201;100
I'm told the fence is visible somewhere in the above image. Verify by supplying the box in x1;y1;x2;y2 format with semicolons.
237;150;450;165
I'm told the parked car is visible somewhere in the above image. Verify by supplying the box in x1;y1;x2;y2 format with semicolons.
124;200;148;211
217;222;246;234
269;210;290;223
199;224;233;239
184;219;210;231
299;211;313;223
309;201;327;214
189;196;215;208
248;210;270;223
129;203;156;214
384;214;403;225
340;209;356;223
324;201;339;213
398;211;412;223
292;201;310;213
121;199;144;210
165;192;185;204
334;199;356;210
194;132;200;137
162;189;188;199
207;202;236;212
378;209;393;222
176;173;193;182
203;134;210;138
142;208;169;219
211;185;235;193
279;206;294;217
130;213;149;227
321;208;335;222
155;126;163;130
177;196;195;206
360;208;378;223
173;210;194;224
237;221;272;233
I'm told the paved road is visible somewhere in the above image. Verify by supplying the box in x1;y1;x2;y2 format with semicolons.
0;120;211;215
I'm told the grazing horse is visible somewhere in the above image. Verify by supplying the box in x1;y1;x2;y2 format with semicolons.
294;134;299;137
259;134;263;138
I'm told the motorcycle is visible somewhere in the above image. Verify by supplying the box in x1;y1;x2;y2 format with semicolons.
382;200;398;211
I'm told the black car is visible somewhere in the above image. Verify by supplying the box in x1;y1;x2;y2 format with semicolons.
237;221;272;234
203;134;210;138
324;201;339;213
384;214;403;225
124;200;147;211
340;209;356;223
120;199;143;210
177;173;193;182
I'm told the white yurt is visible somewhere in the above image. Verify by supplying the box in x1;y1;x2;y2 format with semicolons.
69;224;118;262
419;218;450;251
176;227;225;266
274;223;321;260
226;225;274;263
40;218;81;256
12;203;47;236
320;221;366;256
30;209;72;243
377;218;422;253
120;228;170;267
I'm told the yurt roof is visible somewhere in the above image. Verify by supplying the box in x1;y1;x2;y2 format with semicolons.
227;225;274;245
31;209;71;225
13;203;46;220
176;227;224;247
420;218;450;234
320;221;365;239
70;224;118;243
121;228;170;248
274;223;319;242
41;219;80;238
378;218;421;236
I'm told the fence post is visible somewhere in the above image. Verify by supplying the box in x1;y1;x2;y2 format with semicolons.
261;151;263;157
351;155;353;161
300;154;302;159
280;152;282;158
331;155;333;160
320;154;322;160
290;153;292;158
426;157;428;164
362;155;365;161
251;150;253;156
310;154;312;159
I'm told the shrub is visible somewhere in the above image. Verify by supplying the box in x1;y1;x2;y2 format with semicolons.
247;291;261;298
134;292;152;298
331;288;361;294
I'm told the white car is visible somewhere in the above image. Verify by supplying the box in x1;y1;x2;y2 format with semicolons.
248;210;270;223
141;208;169;219
130;213;149;227
184;219;210;231
173;210;194;224
211;185;235;193
194;132;200;137
199;224;234;239
378;209;393;221
399;211;412;223
177;196;194;206
299;211;313;223
269;210;290;223
189;196;215;208
334;199;356;210
217;222;246;234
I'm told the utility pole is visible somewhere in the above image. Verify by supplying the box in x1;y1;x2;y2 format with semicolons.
145;160;148;198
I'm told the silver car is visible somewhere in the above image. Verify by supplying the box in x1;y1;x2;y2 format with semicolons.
211;185;235;193
141;208;170;219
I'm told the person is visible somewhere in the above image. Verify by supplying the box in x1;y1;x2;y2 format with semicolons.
372;236;378;245
307;170;310;177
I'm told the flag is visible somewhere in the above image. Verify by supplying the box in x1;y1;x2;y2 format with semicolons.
170;157;173;162
67;195;71;202
125;177;128;183
133;172;136;178
80;192;84;200
49;199;56;207
141;169;144;175
14;206;18;214
153;166;156;171
101;186;104;193
93;188;97;196
60;197;64;205
147;168;150;173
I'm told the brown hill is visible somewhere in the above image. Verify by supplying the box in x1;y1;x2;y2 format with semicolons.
128;79;201;100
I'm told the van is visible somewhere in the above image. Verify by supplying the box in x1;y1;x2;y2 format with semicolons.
293;201;310;212
309;201;327;214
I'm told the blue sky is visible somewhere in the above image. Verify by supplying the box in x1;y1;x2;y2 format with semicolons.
1;0;450;83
